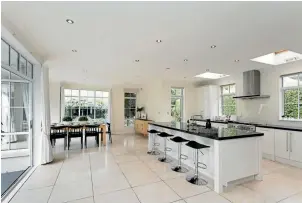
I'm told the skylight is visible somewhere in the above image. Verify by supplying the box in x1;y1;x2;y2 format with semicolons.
194;72;229;79
251;50;302;65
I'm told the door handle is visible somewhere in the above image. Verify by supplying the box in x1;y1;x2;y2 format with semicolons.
290;132;293;152
286;133;288;152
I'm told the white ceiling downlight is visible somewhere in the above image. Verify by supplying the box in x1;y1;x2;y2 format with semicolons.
66;19;74;24
194;69;229;79
210;45;216;48
235;59;239;62
184;59;188;62
251;50;302;65
135;59;140;62
156;39;162;43
72;49;77;52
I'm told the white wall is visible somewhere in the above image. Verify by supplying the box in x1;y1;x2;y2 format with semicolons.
49;81;61;123
197;61;302;127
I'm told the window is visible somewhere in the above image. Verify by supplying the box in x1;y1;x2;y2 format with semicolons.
124;92;136;126
64;89;109;121
281;73;302;120
171;87;184;122
221;84;236;115
1;39;9;65
10;47;19;70
1;38;34;79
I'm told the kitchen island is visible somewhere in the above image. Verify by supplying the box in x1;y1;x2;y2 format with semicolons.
148;122;264;193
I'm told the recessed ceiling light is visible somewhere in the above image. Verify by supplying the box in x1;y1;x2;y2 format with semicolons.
184;77;187;79
66;19;74;24
251;50;302;65
194;70;229;79
184;59;188;62
156;39;162;43
166;68;170;70
135;59;140;62
72;49;77;52
234;59;240;62
210;45;216;48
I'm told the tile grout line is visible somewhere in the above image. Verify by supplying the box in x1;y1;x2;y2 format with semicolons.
115;152;142;203
88;152;96;203
46;158;65;203
276;189;302;203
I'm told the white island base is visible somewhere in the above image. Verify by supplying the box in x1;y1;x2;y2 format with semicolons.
148;125;263;193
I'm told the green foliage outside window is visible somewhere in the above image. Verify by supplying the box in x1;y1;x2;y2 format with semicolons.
283;88;301;119
171;88;183;122
221;84;236;116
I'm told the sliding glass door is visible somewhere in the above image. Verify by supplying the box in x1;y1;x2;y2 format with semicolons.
1;67;32;196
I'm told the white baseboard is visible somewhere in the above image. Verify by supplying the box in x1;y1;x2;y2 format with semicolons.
275;157;302;169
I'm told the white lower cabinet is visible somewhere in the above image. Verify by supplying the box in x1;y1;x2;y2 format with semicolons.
289;131;302;163
274;130;290;159
256;127;275;158
275;129;302;163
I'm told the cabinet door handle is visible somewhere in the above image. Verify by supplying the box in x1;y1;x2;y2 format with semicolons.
290;132;293;152
286;133;288;152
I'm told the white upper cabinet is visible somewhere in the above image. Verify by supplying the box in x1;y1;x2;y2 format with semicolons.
196;85;219;119
289;131;302;163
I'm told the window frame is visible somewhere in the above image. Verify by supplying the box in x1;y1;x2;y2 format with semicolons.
63;89;109;121
124;92;137;127
171;87;184;122
280;72;302;121
220;84;236;116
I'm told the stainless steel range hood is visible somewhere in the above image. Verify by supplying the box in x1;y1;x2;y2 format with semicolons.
233;70;270;99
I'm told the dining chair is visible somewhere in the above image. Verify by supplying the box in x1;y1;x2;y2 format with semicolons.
107;123;112;143
68;125;83;149
85;124;102;147
50;126;67;150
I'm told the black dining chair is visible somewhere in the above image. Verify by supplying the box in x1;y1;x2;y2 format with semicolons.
85;124;102;147
50;126;67;150
68;125;83;149
107;123;112;143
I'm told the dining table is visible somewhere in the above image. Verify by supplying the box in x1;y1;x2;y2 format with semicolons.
51;122;107;147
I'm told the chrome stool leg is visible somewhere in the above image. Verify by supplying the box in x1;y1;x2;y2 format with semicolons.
186;149;208;185
158;137;172;163
149;133;160;155
172;143;188;173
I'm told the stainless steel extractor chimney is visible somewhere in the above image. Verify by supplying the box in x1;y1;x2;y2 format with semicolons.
233;70;270;99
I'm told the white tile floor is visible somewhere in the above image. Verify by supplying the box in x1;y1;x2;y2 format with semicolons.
9;134;302;203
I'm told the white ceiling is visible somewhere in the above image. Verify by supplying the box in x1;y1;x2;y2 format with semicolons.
2;1;302;86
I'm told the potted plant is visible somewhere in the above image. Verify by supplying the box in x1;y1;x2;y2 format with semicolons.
62;116;72;125
78;116;88;124
137;107;144;119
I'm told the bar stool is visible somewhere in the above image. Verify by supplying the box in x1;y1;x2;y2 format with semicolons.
170;136;189;173
185;140;210;185
147;129;161;155
157;132;174;162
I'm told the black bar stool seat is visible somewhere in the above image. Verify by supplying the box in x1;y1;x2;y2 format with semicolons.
170;136;189;173
157;132;173;162
147;129;161;155
185;140;210;186
186;141;210;149
157;132;173;138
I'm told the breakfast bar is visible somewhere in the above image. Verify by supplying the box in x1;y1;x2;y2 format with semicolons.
148;122;264;193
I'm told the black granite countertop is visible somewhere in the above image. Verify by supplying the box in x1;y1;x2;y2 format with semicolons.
149;122;264;140
190;119;302;132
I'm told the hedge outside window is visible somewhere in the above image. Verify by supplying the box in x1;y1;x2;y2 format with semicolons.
64;89;109;122
221;84;236;115
171;88;184;122
281;73;302;120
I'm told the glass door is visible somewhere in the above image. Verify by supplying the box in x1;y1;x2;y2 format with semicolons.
1;67;32;196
